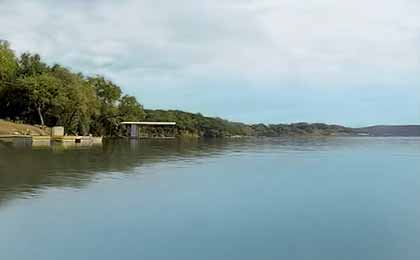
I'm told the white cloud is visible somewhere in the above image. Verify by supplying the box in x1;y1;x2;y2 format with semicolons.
1;0;419;82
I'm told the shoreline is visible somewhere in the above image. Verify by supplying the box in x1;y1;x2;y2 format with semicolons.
1;120;420;143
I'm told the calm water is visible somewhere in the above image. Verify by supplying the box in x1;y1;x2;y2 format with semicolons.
1;137;420;260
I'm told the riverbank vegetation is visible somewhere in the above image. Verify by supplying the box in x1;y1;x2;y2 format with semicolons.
1;40;354;137
0;40;145;136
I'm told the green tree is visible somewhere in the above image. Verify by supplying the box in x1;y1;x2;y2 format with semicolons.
118;95;145;121
88;76;121;105
0;81;32;121
88;76;122;136
0;40;18;84
17;53;48;77
17;73;61;125
48;66;99;134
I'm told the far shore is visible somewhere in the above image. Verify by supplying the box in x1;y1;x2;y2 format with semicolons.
1;119;420;140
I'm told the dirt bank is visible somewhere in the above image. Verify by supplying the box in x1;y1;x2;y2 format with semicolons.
0;120;50;136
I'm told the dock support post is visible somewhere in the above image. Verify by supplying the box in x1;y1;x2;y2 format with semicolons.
130;124;138;138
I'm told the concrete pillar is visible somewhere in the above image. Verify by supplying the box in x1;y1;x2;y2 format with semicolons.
130;124;138;138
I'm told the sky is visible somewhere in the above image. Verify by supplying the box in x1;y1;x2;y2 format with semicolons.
1;0;419;126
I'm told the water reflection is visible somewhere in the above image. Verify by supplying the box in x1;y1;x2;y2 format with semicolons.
1;137;419;208
0;138;224;205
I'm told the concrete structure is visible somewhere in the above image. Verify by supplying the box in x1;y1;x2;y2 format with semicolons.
60;136;103;147
0;126;103;147
120;122;176;138
50;125;103;145
51;126;65;138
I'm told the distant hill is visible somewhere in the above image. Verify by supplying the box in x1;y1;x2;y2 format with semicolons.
354;125;420;136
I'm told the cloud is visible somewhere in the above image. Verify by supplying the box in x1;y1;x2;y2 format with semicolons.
0;0;419;124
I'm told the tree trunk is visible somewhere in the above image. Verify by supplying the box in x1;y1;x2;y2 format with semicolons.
37;106;45;125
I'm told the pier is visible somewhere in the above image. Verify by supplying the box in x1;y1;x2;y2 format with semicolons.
120;122;176;138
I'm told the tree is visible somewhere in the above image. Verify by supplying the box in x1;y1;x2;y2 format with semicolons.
88;76;122;136
17;52;48;77
48;66;99;134
118;95;145;121
0;40;18;83
88;76;121;105
0;81;32;121
17;73;61;125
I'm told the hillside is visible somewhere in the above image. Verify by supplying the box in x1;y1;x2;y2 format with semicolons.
144;109;355;138
355;125;420;136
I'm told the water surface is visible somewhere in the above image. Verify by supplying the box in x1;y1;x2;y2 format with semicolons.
1;137;420;260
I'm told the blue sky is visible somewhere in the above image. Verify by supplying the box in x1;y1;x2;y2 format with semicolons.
1;0;419;126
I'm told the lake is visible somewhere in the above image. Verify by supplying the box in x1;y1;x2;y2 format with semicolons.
1;137;420;260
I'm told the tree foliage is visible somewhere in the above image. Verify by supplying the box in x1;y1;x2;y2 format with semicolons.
0;40;18;83
18;53;48;77
0;43;145;136
119;95;146;122
16;73;62;125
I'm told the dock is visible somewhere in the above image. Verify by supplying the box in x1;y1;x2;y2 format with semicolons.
120;121;177;138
